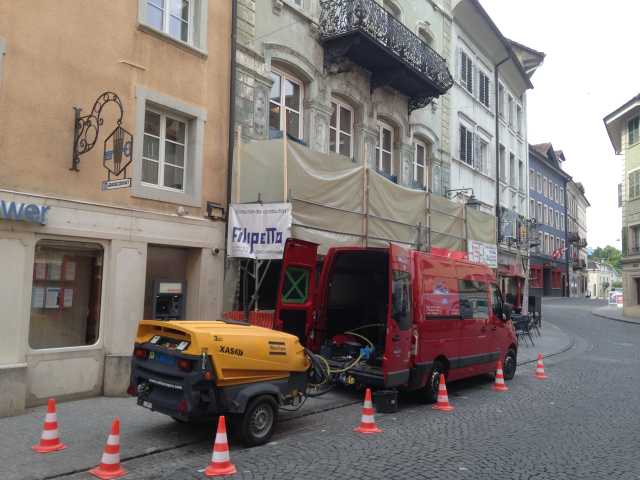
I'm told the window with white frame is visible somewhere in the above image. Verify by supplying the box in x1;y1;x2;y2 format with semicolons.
498;83;505;117
530;199;535;220
508;95;514;127
555;210;559;229
544;205;549;225
476;137;489;174
499;144;506;181
554;184;559;203
460;50;473;94
413;140;428;188
629;170;640;199
270;69;303;140
478;70;490;108
537;173;542;193
629;116;640;146
140;0;206;49
330;100;353;158
543;176;548;197
537;202;543;222
459;124;474;166
529;168;534;189
538;230;543;253
133;86;206;206
518;160;524;190
516;104;523;133
142;108;188;191
376;121;394;176
545;233;550;254
560;187;564;205
509;153;516;185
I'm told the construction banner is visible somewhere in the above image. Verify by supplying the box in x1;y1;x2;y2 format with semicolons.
227;203;292;259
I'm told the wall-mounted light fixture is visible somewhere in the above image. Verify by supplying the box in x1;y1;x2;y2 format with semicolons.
206;202;226;221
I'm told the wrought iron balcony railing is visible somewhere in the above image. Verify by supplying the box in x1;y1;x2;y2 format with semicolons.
319;0;454;113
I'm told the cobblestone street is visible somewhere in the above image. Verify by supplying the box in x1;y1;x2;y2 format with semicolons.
7;298;640;479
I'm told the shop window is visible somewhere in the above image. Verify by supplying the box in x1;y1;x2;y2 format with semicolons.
29;241;103;349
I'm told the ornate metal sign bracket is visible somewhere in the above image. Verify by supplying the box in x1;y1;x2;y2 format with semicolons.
71;92;131;173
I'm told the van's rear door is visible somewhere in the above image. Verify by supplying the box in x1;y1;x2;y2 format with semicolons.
385;244;413;387
275;239;318;346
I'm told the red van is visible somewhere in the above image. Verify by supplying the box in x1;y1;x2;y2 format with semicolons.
274;239;517;401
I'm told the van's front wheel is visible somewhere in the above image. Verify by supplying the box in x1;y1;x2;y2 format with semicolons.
503;348;517;380
423;360;446;403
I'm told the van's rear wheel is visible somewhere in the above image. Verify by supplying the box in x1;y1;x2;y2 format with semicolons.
423;360;446;403
239;395;278;447
503;348;517;380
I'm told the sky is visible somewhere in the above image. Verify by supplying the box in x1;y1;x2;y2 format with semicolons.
480;0;640;250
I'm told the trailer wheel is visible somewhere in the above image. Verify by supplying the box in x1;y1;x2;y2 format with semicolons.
239;395;278;447
503;348;517;380
423;360;446;404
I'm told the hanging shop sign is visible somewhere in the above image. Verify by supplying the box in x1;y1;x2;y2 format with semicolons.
0;199;50;225
467;239;498;269
227;203;292;259
70;92;133;190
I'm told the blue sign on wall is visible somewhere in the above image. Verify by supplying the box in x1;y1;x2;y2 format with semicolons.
0;200;50;225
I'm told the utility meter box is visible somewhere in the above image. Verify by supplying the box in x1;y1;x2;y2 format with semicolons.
153;281;186;320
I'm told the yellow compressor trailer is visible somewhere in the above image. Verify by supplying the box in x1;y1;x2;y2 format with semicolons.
129;320;324;446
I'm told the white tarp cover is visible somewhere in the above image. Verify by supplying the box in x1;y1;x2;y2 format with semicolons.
233;139;495;254
227;203;292;259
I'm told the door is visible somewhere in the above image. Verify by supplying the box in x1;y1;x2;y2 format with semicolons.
386;244;413;387
489;282;510;362
458;277;491;375
275;239;318;346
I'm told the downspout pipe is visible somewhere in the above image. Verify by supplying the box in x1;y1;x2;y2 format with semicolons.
494;56;510;250
224;0;238;278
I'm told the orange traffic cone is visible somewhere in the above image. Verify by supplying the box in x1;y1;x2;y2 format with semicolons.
354;388;382;434
89;418;126;480
535;353;548;380
432;374;454;412
493;360;509;392
32;398;67;453
204;416;237;477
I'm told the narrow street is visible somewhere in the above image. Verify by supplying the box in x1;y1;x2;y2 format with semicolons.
7;298;640;479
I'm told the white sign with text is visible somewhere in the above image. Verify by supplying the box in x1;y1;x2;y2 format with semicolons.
468;240;498;269
227;203;292;259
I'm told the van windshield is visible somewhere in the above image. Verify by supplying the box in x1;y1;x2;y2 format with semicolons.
392;270;412;330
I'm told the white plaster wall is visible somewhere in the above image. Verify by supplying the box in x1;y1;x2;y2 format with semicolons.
0;234;32;365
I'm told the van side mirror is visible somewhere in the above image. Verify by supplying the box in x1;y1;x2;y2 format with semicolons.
502;303;513;321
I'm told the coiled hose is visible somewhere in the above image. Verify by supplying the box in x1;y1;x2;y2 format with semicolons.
304;330;375;396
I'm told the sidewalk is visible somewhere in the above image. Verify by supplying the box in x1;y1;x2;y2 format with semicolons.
516;321;574;364
2;322;573;480
592;305;640;325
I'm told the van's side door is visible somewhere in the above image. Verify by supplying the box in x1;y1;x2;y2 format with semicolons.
275;239;318;346
385;244;413;387
458;277;494;375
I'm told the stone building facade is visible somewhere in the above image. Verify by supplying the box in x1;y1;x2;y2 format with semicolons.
234;0;455;195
